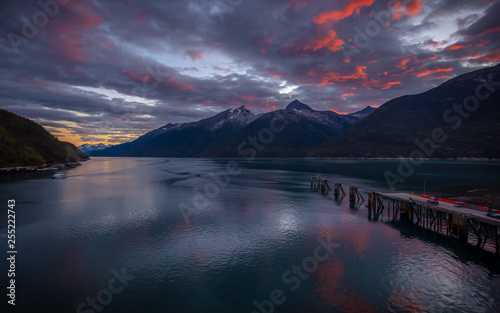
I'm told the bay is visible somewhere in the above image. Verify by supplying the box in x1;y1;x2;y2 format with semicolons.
1;157;500;313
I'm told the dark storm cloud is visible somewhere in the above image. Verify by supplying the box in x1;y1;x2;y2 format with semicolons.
0;0;498;144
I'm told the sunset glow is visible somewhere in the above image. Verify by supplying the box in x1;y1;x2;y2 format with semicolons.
1;0;498;145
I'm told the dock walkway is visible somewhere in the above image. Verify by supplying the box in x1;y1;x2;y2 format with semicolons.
380;192;500;227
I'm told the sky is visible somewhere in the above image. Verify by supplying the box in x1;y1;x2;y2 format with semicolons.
1;0;499;145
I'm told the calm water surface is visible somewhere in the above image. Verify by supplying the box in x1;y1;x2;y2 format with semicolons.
1;158;500;313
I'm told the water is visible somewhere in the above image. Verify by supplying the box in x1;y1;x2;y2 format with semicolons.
1;158;500;313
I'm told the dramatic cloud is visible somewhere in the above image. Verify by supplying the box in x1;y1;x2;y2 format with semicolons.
0;0;498;145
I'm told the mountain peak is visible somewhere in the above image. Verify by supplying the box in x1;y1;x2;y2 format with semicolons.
348;106;377;120
286;100;314;112
230;105;251;113
359;106;376;113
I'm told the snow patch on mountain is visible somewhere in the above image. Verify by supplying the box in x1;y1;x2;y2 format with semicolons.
78;143;114;154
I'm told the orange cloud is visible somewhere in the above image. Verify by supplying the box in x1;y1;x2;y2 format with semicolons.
476;40;491;48
121;68;149;83
121;68;193;90
381;81;402;89
341;93;354;100
254;33;276;54
50;1;103;63
447;44;472;51
464;53;485;59
415;67;453;78
332;109;349;114
396;57;413;70
406;0;425;15
185;50;204;61
268;72;287;78
422;54;437;62
53;25;88;62
392;0;425;20
478;26;500;36
307;65;367;85
312;0;375;24
63;1;104;32
481;51;500;62
307;66;403;90
366;79;402;89
166;78;193;90
428;41;447;50
100;38;112;48
258;100;278;110
302;29;344;52
431;74;450;79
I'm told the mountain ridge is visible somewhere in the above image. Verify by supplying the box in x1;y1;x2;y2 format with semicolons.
314;63;500;158
0;109;89;167
93;101;374;157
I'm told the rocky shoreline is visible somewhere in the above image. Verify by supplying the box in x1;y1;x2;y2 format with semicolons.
0;160;87;175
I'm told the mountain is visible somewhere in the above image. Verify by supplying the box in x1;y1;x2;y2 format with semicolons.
0;109;89;167
94;101;374;157
347;106;377;120
286;99;315;112
314;63;500;158
79;143;115;155
64;142;89;161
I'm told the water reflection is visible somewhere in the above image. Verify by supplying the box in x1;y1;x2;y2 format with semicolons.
1;158;499;313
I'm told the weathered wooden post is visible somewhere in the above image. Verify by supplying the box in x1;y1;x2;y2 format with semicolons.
324;179;331;194
339;183;346;197
452;215;468;243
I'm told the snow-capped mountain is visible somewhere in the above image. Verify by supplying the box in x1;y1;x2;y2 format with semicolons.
347;106;377;120
189;105;259;131
78;143;114;155
93;100;375;157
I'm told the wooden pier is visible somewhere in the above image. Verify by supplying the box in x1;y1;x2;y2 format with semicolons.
373;192;500;255
309;177;500;255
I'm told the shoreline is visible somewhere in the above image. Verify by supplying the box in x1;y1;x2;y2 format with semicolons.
89;155;500;161
0;160;88;175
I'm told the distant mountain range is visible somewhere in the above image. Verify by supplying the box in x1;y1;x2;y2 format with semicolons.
95;63;500;159
0;109;89;167
78;143;115;155
92;100;376;157
314;63;500;158
4;63;499;164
